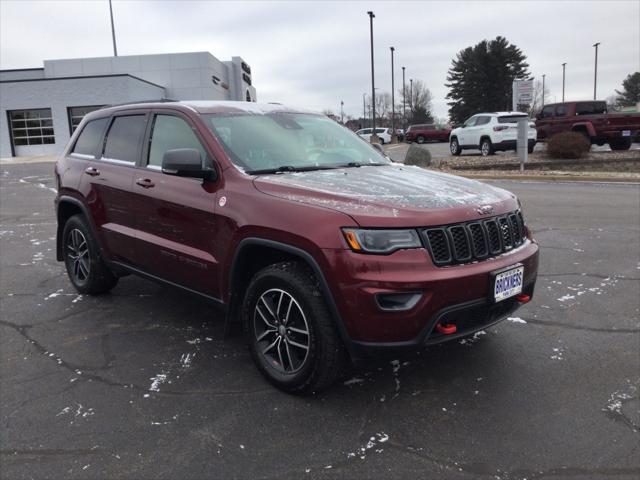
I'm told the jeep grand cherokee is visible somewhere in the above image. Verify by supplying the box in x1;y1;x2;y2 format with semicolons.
55;101;539;393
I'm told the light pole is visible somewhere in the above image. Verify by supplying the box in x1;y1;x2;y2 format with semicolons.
108;0;118;56
562;63;566;102
390;47;396;143
409;78;413;123
542;74;546;108
402;66;406;128
593;42;600;100
367;11;378;143
340;100;344;123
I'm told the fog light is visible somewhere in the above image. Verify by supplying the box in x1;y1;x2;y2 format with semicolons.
375;292;421;311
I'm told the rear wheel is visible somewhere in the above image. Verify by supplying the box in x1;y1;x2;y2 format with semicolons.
449;137;462;156
243;262;347;394
528;144;535;154
480;138;494;156
63;215;118;294
610;138;631;151
417;135;426;144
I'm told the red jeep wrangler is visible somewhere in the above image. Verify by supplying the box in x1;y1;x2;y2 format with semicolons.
55;101;539;393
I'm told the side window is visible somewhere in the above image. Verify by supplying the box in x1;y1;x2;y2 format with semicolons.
148;115;207;168
425;125;435;130
464;116;477;127
103;115;147;163
475;116;491;126
555;105;568;117
72;118;109;157
541;106;554;118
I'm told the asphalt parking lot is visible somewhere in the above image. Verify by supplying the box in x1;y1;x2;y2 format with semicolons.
1;162;639;479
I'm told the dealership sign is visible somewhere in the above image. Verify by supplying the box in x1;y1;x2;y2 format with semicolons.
512;80;534;110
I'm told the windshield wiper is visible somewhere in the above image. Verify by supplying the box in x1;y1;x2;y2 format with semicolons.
338;162;389;168
246;165;338;175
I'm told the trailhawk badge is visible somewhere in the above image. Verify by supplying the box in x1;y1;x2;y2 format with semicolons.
476;205;494;215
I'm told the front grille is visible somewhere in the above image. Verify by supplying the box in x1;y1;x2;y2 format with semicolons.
422;210;527;266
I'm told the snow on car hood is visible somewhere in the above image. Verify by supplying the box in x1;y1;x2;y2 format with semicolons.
253;164;517;227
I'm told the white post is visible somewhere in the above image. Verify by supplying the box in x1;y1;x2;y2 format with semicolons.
517;117;528;171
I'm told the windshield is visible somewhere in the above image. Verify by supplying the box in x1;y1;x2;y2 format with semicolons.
205;113;390;173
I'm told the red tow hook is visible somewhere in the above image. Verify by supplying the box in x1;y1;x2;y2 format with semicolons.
515;294;531;303
435;323;457;335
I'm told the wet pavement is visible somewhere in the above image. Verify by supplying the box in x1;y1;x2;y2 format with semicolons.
1;163;639;479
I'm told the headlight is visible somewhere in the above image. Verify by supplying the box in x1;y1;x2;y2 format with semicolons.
342;228;422;254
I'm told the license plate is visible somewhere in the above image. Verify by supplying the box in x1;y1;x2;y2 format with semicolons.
622;130;631;137
492;265;524;302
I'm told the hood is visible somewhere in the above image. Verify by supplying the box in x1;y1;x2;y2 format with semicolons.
253;164;517;227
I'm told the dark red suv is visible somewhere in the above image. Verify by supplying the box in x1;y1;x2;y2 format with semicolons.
55;101;539;393
405;123;452;143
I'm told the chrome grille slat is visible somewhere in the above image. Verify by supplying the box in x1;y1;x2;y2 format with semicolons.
422;210;526;267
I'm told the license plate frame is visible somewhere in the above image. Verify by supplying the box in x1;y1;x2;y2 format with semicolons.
622;130;631;137
490;263;524;303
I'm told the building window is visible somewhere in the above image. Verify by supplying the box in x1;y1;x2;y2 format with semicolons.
67;105;105;134
246;90;252;102
9;109;55;146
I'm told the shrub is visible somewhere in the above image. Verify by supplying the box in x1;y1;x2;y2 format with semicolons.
546;132;591;159
404;144;434;167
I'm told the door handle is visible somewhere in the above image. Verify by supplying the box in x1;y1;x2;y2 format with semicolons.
84;167;100;176
136;178;155;189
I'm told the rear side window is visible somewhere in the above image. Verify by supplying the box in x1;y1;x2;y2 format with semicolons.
72;118;109;156
498;115;528;124
576;102;607;115
148;115;207;168
103;115;147;163
475;116;491;126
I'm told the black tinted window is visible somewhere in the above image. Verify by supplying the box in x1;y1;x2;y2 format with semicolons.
541;106;554;118
148;115;207;168
576;102;607;115
475;116;491;125
555;105;568;117
498;115;528;124
72;118;108;156
103;115;147;163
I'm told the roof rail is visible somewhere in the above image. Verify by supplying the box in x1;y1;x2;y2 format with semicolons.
105;98;179;108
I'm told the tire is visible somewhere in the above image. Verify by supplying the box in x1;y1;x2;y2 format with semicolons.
449;137;462;156
62;214;118;294
379;138;385;145
416;135;426;144
480;138;494;156
528;144;534;154
243;261;347;394
610;139;631;151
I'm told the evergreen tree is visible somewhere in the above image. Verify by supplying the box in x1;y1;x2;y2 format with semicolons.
446;36;530;125
615;72;640;107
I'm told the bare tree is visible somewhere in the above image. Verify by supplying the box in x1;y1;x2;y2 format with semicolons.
321;109;335;116
374;92;392;123
399;80;434;124
527;79;550;116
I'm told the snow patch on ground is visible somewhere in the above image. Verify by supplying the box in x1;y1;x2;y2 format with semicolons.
507;317;527;324
149;373;168;392
346;432;389;460
459;330;486;346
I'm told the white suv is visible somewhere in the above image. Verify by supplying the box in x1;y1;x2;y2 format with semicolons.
449;112;537;156
355;127;392;144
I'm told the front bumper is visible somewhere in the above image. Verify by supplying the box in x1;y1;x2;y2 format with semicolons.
321;240;539;358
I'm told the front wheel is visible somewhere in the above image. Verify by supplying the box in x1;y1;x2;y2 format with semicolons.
480;138;494;156
528;144;535;154
416;135;426;144
243;262;347;394
450;138;462;156
63;214;118;294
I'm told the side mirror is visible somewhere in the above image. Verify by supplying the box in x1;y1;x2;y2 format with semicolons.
162;148;215;180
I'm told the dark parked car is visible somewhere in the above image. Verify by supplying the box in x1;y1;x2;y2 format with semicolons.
405;124;451;143
55;101;539;393
535;101;640;150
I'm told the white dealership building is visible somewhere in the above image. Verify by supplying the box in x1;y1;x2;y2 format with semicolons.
0;51;257;157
